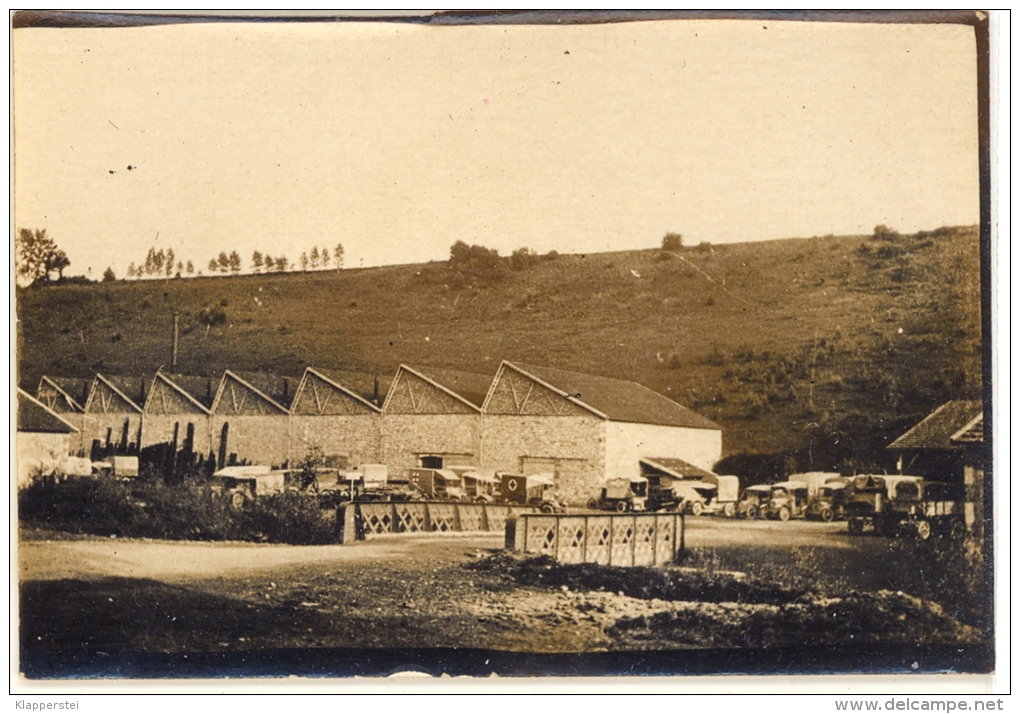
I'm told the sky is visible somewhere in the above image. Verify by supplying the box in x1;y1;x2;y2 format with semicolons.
13;18;981;278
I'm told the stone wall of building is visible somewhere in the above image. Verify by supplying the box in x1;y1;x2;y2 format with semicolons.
479;414;605;506
289;415;382;468
81;413;143;458
380;414;482;476
210;414;291;469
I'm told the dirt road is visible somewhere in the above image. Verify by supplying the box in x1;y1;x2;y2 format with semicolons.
19;533;505;582
18;519;985;677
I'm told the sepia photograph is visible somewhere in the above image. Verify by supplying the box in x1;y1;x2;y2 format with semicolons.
11;10;996;685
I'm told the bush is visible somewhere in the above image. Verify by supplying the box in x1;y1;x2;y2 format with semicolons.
448;241;508;287
661;232;684;252
198;306;227;327
509;247;539;271
18;475;338;545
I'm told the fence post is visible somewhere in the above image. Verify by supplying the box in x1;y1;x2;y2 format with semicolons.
631;514;637;567
608;515;613;566
583;515;589;564
678;513;685;563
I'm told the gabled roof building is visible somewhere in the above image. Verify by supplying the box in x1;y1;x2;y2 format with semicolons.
141;372;216;457
380;365;488;473
210;370;292;468
481;362;722;505
289;367;382;467
80;374;145;459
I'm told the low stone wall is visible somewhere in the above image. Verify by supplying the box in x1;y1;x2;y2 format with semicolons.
338;501;540;543
509;513;685;567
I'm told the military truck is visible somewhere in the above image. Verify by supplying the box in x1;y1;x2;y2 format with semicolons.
407;468;466;501
587;475;648;512
736;484;773;519
844;474;964;539
760;480;809;521
210;465;286;508
805;477;849;522
500;473;565;513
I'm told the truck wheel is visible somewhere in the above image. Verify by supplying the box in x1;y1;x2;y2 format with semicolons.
587;498;599;510
848;518;863;535
230;491;246;510
540;502;556;514
723;502;736;518
915;521;932;540
690;501;703;517
615;501;629;513
745;505;758;520
778;506;791;522
820;508;834;523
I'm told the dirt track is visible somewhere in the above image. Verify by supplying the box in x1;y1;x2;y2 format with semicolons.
18;519;982;670
19;518;848;583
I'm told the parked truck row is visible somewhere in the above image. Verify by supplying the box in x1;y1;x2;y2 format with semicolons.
206;461;964;540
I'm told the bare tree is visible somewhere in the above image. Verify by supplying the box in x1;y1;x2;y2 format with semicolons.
252;251;263;274
228;251;242;274
334;242;344;270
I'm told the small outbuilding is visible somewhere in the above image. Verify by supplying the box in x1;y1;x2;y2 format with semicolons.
888;399;986;533
17;389;78;488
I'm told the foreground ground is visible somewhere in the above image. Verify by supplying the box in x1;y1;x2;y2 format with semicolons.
18;518;988;677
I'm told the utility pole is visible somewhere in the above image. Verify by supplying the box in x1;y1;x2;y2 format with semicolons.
171;312;180;372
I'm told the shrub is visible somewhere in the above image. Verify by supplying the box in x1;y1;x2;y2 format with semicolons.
661;232;684;252
692;241;713;253
198;306;227;326
448;241;508;287
873;224;900;241
509;247;539;271
18;475;339;545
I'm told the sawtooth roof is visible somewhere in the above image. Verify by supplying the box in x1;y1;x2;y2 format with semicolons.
156;373;218;410
18;389;78;433
888;400;984;451
97;375;148;410
309;368;391;406
40;376;91;410
228;370;302;409
508;363;721;430
407;366;494;408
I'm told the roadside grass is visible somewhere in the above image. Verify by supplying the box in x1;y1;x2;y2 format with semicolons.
18;475;338;545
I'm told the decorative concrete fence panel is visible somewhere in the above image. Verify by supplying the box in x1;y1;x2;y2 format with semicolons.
338;502;542;543
510;513;685;567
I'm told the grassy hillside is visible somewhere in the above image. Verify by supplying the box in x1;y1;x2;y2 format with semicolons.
17;226;983;472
